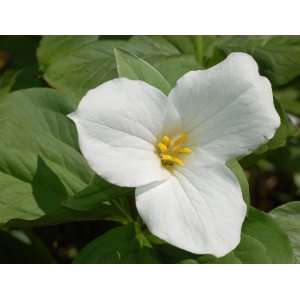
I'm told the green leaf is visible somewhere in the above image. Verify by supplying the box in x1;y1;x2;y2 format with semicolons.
37;36;200;101
148;54;200;87
73;224;159;263
241;100;297;168
37;36;98;70
270;201;300;263
0;69;20;98
37;36;128;102
198;252;241;264
233;234;272;263
227;159;250;205
127;36;200;86
266;100;297;150
218;36;300;87
164;35;226;68
63;175;135;224
198;234;271;264
114;48;171;95
274;81;300;117
242;207;294;263
0;88;93;225
176;207;293;264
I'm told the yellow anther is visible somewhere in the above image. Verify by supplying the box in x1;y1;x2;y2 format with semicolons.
178;147;192;154
161;154;173;162
171;156;184;166
162;135;170;146
173;133;188;146
157;132;191;169
158;142;168;153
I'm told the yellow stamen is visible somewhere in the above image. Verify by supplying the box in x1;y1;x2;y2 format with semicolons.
156;132;191;169
178;147;192;154
158;142;168;153
173;132;188;146
161;154;174;162
162;135;170;146
171;156;184;166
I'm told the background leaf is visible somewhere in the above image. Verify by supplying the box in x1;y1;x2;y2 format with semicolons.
114;48;171;94
38;36;127;102
63;175;135;224
73;223;158;263
270;201;300;263
218;36;300;87
227;159;251;206
37;36;200;102
0;88;93;225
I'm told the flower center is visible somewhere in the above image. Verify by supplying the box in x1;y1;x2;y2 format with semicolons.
156;132;192;168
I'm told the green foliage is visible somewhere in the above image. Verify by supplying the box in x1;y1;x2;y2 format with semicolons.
73;224;158;263
159;208;293;264
271;202;300;263
218;36;300;87
242;208;294;263
114;48;171;95
37;35;200;102
0;88;92;225
0;36;45;93
198;234;272;264
241;100;297;168
37;36;126;102
227;159;251;206
274;80;300;117
63;175;135;224
1;35;300;263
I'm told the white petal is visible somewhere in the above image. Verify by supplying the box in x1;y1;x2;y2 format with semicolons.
136;149;247;257
69;78;180;187
168;52;280;160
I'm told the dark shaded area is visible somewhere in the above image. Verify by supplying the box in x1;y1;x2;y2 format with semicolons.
33;220;119;263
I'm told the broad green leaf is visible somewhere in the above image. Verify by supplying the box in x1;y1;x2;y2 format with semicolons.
227;159;251;205
158;207;293;264
164;36;196;54
37;36;200;101
37;36;127;102
0;88;93;225
148;54;200;87
114;48;171;95
198;234;271;264
127;36;199;86
73;224;159;263
218;36;300;87
63;175;135;224
270;201;300;263
164;35;226;68
198;252;241;264
242;207;294;263
13;157;103;227
37;36;98;70
232;234;271;263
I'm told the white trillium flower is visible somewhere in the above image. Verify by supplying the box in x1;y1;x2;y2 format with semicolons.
69;53;280;257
